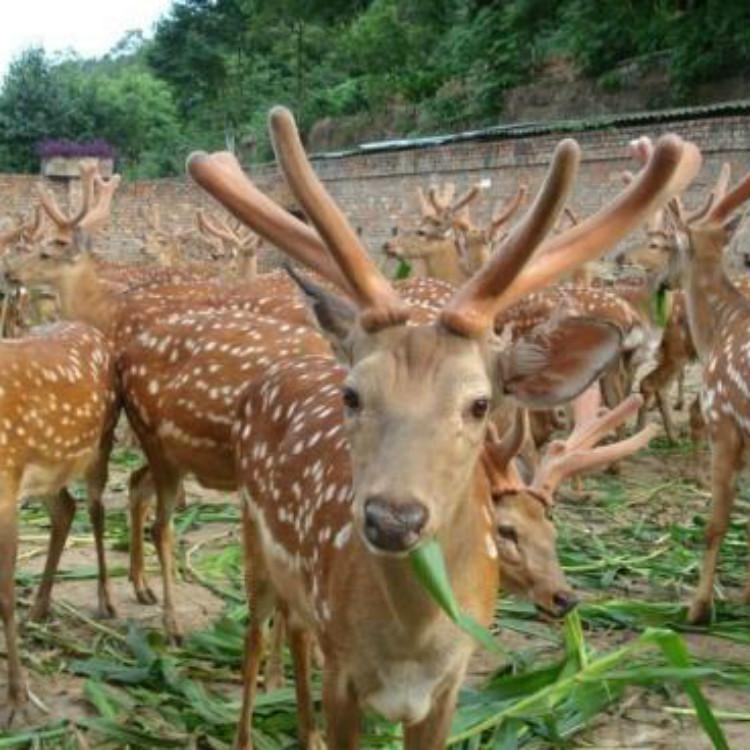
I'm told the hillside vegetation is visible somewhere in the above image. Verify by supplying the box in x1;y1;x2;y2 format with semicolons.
1;0;748;177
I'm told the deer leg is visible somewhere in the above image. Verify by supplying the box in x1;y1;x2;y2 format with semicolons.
688;426;744;625
264;614;286;691
404;677;462;750
235;503;276;750
28;490;76;622
288;625;324;750
655;390;677;444
128;465;158;605
150;463;183;642
85;431;116;620
0;478;27;726
674;368;686;411
322;662;361;750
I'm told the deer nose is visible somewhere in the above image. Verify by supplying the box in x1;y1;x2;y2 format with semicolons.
551;590;579;617
363;495;428;552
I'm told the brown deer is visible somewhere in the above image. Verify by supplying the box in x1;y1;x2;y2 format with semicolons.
0;322;117;726
383;182;526;284
197;210;264;279
189;106;699;747
653;153;750;623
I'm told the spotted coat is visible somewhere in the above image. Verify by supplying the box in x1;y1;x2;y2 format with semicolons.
0;322;116;492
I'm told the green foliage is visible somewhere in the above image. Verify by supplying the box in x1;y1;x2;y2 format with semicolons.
1;1;749;176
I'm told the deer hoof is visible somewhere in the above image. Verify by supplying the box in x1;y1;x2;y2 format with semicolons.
164;615;184;646
27;599;51;623
0;686;41;729
95;601;117;620
687;597;713;625
134;584;158;606
306;730;327;750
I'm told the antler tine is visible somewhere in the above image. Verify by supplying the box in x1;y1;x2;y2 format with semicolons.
449;183;482;215
496;134;702;313
707;171;750;225
532;394;657;500
78;174;121;234
437;182;456;211
440;139;580;337
628;136;653;165
69;161;98;227
566;392;640;452
712;162;731;203
427;185;444;215
482;409;529;492
415;186;437;219
269;106;408;331
197;210;240;246
489;184;528;239
187;149;354;296
36;183;70;229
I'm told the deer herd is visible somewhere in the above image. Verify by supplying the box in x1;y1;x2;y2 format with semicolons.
0;107;748;747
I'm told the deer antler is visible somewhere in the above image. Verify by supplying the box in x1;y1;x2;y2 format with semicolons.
78;173;121;234
186;149;354;296
197;210;241;248
489;184;528;240
705;170;750;226
441;134;700;337
36;161;118;242
440;139;580;336
531;389;657;501
268;106;409;331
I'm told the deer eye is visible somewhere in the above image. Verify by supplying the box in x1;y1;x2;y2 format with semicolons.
496;525;518;544
469;397;490;420
39;251;51;260
342;386;361;413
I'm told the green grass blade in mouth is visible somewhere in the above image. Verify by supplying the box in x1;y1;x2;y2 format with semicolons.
395;259;412;279
651;287;671;328
409;539;513;657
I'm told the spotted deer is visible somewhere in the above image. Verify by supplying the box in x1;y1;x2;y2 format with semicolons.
197;210;264;279
189;106;698;747
0;322;117;726
652;152;750;623
383;182;526;284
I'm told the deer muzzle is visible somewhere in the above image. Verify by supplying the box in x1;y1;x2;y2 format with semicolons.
363;495;429;553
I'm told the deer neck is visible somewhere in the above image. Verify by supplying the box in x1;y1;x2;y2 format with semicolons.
239;253;257;280
57;260;119;335
424;243;467;285
358;467;496;636
683;228;749;361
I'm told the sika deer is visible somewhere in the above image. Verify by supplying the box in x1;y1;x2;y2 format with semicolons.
483;387;656;609
644;156;750;623
0;322;117;726
383;182;526;284
189;107;699;748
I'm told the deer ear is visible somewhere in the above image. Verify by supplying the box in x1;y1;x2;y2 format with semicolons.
284;263;357;359
495;318;622;408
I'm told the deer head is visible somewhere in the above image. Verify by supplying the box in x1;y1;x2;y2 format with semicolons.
188;108;699;556
484;387;656;616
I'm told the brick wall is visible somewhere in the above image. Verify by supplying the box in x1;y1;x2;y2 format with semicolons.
1;113;749;266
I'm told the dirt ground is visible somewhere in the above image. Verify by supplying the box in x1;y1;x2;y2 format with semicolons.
1;360;750;748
